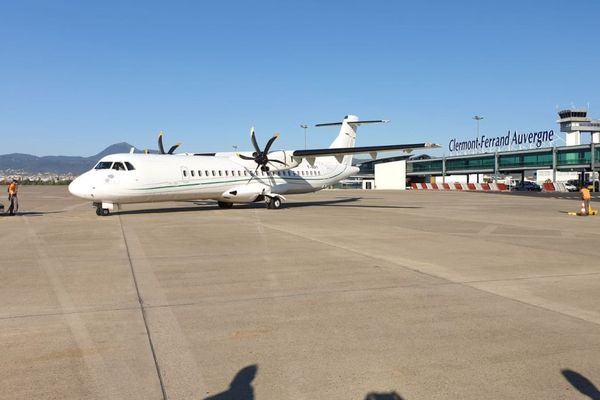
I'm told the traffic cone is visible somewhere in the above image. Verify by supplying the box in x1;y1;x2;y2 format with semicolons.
580;201;587;216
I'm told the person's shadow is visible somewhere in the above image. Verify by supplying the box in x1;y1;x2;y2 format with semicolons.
204;365;257;400
562;369;600;399
364;392;404;400
202;365;406;400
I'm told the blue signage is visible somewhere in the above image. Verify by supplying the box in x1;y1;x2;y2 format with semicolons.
448;130;554;152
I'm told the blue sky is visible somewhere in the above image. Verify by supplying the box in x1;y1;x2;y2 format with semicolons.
1;0;599;156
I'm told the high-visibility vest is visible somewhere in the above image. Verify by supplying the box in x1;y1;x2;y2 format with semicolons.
8;183;17;195
581;188;591;200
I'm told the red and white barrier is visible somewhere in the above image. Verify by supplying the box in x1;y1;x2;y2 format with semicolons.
408;182;510;192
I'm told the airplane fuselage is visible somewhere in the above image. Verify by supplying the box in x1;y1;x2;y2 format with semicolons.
69;152;358;205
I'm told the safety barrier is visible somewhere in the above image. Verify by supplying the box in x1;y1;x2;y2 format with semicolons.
543;182;555;192
409;182;510;191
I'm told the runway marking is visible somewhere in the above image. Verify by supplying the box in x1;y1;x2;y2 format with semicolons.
257;221;600;328
23;218;138;400
118;215;207;400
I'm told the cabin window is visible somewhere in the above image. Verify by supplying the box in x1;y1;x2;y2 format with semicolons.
183;170;187;177
225;170;229;176
237;170;241;176
206;170;209;176
95;161;113;170
198;170;202;176
191;170;195;177
218;170;222;176
125;162;135;171
244;170;248;176
112;162;126;171
212;170;216;176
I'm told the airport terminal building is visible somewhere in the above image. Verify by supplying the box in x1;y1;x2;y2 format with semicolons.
357;109;600;191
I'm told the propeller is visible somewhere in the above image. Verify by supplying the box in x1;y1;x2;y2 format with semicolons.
157;130;181;155
237;127;286;172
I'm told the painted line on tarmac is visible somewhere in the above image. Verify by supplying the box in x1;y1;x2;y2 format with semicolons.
23;218;139;400
118;214;207;400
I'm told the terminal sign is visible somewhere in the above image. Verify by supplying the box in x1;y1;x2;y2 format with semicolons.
448;130;554;152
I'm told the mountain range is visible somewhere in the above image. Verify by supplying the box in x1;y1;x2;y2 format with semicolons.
0;143;140;175
0;143;376;176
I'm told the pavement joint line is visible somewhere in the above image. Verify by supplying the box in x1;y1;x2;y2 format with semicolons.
118;216;208;399
259;221;600;329
141;281;457;310
117;213;168;400
0;304;142;321
22;217;132;399
461;271;600;285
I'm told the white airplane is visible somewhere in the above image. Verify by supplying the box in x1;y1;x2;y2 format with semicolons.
68;115;439;216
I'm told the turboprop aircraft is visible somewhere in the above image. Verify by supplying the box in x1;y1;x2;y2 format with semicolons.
68;115;439;216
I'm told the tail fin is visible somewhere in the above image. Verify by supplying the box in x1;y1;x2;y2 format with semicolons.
315;115;388;165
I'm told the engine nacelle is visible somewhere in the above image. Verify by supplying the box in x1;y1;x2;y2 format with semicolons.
219;183;268;203
262;151;301;171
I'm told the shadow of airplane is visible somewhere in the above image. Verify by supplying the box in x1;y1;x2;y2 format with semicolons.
562;369;600;399
1;211;57;217
114;197;420;216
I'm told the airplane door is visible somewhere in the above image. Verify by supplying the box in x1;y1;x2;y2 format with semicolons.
181;166;189;182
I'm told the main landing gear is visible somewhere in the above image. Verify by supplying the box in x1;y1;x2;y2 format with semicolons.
265;196;282;210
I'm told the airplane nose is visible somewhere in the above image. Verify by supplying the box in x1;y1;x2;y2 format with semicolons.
68;177;90;199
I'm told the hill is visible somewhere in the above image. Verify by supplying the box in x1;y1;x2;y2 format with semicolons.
0;143;140;175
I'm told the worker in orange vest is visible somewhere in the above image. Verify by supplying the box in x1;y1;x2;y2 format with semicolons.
580;185;591;216
6;179;18;216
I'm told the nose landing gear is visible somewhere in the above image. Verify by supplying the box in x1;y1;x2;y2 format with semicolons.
93;202;113;216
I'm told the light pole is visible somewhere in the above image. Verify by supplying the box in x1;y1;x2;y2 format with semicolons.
300;124;308;149
472;115;484;153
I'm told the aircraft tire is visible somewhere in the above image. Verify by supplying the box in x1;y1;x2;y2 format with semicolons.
95;207;102;216
270;197;282;210
101;208;110;216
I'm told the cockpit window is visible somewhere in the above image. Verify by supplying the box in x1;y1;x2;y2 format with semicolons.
125;162;135;171
112;162;126;171
95;161;113;170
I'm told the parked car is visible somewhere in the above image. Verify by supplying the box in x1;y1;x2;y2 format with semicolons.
563;182;578;192
512;181;542;191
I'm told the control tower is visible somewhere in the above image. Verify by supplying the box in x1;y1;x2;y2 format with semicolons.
557;109;600;145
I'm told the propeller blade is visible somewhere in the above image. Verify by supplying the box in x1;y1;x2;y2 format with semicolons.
250;127;261;154
268;159;287;165
158;131;166;154
263;133;280;154
167;143;181;154
237;154;256;160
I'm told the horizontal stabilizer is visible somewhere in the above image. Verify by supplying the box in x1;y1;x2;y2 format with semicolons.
293;143;440;157
315;119;389;127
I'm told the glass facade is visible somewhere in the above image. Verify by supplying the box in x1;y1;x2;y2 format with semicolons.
556;148;590;166
408;160;442;173
446;156;494;172
406;146;600;175
498;151;552;169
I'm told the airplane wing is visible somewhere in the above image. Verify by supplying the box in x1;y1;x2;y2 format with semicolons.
292;143;440;160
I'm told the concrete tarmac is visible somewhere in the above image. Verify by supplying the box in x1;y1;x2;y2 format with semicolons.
1;186;599;400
